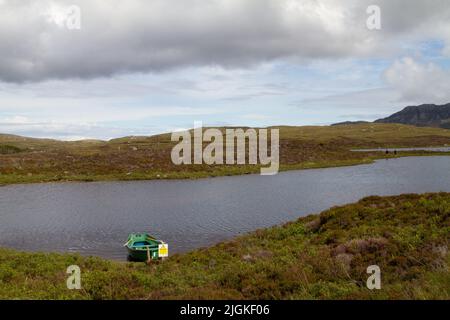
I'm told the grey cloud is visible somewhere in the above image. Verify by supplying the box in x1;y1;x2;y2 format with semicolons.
1;0;450;82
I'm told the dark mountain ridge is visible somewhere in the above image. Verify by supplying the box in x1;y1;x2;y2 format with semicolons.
375;103;450;129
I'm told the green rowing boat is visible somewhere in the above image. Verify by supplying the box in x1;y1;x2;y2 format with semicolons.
124;233;168;262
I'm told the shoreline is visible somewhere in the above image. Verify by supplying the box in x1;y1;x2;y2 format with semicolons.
1;151;449;187
0;192;448;299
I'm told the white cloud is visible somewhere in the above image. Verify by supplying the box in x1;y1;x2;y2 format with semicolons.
0;116;171;140
384;57;450;104
444;45;450;57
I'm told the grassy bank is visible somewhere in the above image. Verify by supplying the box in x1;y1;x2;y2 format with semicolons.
1;123;450;186
0;193;448;299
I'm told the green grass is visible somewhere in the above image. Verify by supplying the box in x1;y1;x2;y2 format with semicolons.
1;123;450;186
0;193;448;300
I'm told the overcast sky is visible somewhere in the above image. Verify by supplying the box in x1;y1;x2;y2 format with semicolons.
1;0;450;140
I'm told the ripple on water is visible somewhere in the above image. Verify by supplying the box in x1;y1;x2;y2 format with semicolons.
0;156;449;260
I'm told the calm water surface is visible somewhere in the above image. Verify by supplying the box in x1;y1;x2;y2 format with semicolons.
0;156;449;260
352;146;450;152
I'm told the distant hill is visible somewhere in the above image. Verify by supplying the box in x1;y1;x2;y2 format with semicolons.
375;103;450;129
331;121;369;126
1;123;450;186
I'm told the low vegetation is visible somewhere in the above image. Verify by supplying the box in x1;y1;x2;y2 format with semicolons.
0;123;450;186
0;193;448;299
0;145;23;155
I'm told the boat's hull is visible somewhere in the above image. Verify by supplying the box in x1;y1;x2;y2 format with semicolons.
125;233;166;262
127;247;159;262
